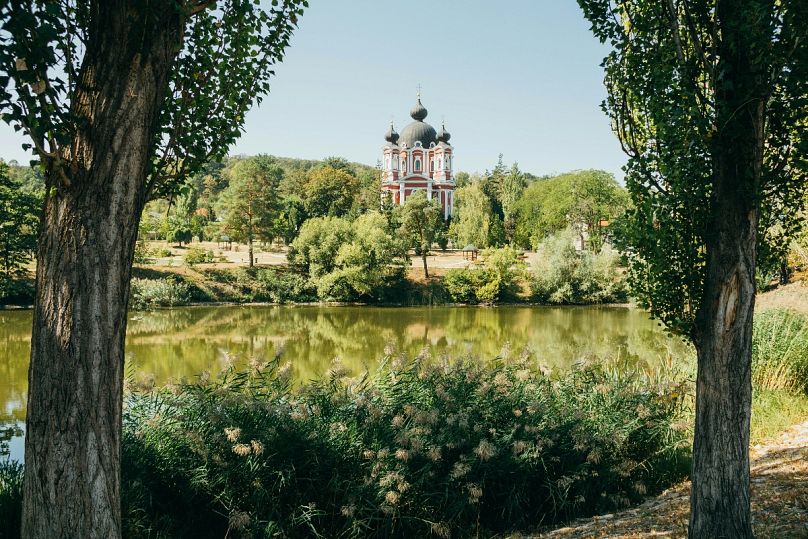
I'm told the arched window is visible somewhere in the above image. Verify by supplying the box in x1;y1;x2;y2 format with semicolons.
415;158;421;172
385;157;391;170
430;160;435;172
438;157;443;169
402;159;407;173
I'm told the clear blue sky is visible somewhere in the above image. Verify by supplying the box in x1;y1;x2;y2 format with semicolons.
0;1;626;178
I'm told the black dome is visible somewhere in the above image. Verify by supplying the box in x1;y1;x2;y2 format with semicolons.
437;123;451;143
399;121;437;147
410;98;428;121
384;122;399;144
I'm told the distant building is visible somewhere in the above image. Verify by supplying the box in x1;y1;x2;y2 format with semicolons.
381;94;455;219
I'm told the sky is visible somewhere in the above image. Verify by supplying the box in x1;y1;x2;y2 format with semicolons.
0;1;627;178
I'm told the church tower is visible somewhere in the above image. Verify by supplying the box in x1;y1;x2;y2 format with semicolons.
381;94;454;219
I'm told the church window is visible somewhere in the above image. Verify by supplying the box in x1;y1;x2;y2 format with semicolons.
430;160;434;172
415;158;421;172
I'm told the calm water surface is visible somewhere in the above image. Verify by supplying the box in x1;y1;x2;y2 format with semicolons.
0;305;690;461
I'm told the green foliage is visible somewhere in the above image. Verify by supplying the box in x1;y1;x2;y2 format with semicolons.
289;214;406;301
183;248;215;266
578;0;808;335
529;230;627;305
443;248;523;304
0;160;40;299
119;359;689;538
0;0;307;200
288;216;353;278
751;310;808;393
219;155;284;246
163;219;193;247
130;278;191;310
396;191;442;255
206;267;316;304
303;166;359;218
450;183;500;248
0;461;22;539
133;240;153;265
513;170;628;250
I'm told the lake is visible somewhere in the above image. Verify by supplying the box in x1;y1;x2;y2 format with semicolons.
0;304;690;461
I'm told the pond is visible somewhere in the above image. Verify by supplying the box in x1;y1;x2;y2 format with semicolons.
0;305;691;461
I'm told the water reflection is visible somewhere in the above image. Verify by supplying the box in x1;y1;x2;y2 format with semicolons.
0;305;691;461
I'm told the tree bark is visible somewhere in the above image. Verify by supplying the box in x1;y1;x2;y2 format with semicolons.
422;252;429;279
22;3;182;538
688;1;766;537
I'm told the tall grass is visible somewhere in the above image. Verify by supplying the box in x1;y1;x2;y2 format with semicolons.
752;309;808;393
120;358;689;538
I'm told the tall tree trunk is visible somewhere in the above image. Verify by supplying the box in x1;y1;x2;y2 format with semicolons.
422;252;429;279
249;237;255;267
688;1;766;536
22;4;182;537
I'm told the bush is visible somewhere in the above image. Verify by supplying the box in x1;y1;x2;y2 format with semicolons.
443;247;523;304
444;268;491;304
529;230;627;304
183;247;215;266
119;359;689;538
133;240;153;265
130;278;192;310
239;268;316;303
0;461;23;539
752;309;808;393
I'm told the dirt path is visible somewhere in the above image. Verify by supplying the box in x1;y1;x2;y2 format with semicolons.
532;421;808;538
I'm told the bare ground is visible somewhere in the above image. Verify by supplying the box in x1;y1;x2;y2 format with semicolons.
529;421;808;539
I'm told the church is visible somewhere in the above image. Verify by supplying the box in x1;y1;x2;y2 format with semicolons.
381;95;455;219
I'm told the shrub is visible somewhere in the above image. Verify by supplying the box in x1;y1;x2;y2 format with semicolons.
443;246;524;304
120;359;689;538
133;240;153;265
443;268;490;304
290;214;407;302
183;247;215;266
529;230;627;304
752;309;808;393
130;278;192;310
0;461;23;539
239;268;316;303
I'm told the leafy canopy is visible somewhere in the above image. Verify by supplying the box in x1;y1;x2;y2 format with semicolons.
0;0;307;198
578;0;808;334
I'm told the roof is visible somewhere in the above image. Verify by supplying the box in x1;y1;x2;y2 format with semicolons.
399;121;437;148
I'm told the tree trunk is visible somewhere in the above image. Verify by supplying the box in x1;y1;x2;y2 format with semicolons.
249;237;255;268
688;1;766;536
22;4;182;538
422;252;429;279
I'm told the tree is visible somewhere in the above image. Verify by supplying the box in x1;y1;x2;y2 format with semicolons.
397;191;442;278
500;163;527;243
513;170;628;250
0;1;304;536
288;216;353;278
303;165;359;218
219;155;284;266
312;213;406;300
0;160;40;298
450;183;498;248
578;1;807;536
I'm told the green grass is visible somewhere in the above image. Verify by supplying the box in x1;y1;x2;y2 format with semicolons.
752;309;808;393
751;390;808;445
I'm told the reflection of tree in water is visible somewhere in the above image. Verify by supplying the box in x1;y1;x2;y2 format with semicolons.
0;422;23;458
1;305;691;423
0;311;33;424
